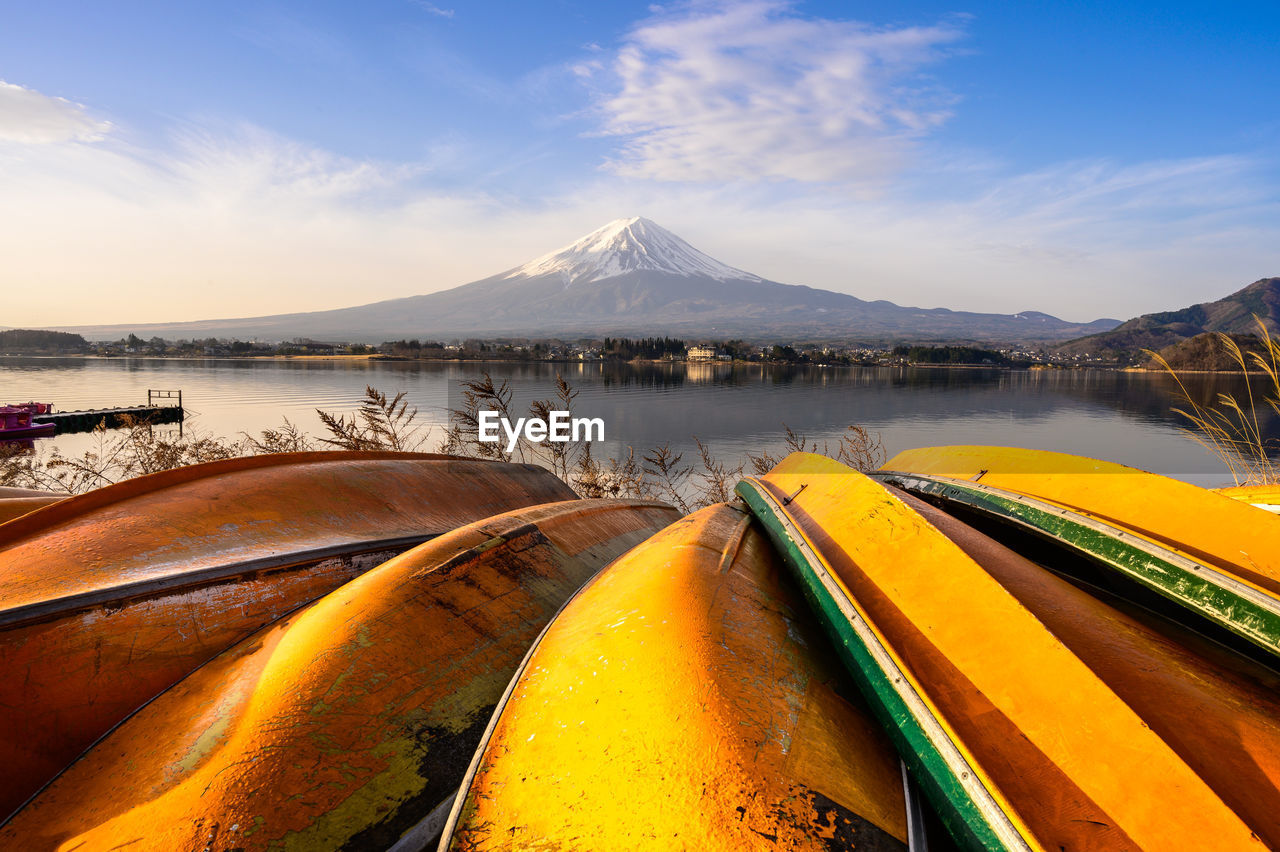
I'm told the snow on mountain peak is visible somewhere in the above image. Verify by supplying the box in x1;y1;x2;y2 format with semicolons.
502;217;763;286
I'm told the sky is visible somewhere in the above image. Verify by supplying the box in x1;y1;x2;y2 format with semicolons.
1;0;1278;327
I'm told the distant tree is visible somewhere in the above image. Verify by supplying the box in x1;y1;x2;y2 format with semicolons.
892;345;1010;365
0;329;90;353
765;344;803;363
601;336;687;360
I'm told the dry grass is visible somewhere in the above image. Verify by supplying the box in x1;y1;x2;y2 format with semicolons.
317;388;426;452
0;416;242;494
1147;316;1280;485
0;376;887;509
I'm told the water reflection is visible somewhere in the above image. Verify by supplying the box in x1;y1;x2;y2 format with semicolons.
1;356;1269;485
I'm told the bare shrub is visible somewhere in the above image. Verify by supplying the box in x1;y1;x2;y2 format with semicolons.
571;444;645;500
242;418;314;454
0;416;239;494
439;373;518;460
693;437;743;506
318;386;427;452
833;424;887;472
641;444;692;514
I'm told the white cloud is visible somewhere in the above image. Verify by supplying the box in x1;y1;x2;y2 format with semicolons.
414;2;455;18
0;81;111;144
0;125;513;325
597;1;964;183
0;115;1274;328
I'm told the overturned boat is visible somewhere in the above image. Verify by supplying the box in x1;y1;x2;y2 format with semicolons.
0;486;62;525
876;445;1280;662
738;453;1272;850
442;502;914;851
0;451;575;818
0;497;677;850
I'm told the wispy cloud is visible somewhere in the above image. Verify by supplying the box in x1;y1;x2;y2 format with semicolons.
0;81;111;144
596;1;965;183
414;2;455;19
3;113;1273;328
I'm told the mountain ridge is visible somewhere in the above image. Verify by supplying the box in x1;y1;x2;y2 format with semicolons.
1057;277;1280;355
61;217;1120;344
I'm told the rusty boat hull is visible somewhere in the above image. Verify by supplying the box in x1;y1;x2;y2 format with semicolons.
0;451;576;818
0;487;61;525
441;502;912;852
0;498;678;851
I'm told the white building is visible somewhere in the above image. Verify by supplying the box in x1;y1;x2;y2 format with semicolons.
687;345;718;361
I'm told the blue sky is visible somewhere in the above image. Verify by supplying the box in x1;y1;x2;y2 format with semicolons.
1;0;1277;326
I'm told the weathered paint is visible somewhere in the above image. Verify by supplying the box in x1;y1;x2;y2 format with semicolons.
878;472;1280;659
738;453;1265;852
0;486;62;525
0;451;576;818
898;489;1280;848
882;445;1280;593
0;495;61;525
442;502;909;851
0;498;678;851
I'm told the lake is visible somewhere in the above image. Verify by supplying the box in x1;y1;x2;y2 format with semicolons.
1;356;1271;488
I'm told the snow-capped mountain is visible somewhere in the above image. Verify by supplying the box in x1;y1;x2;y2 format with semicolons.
502;217;764;286
63;218;1120;343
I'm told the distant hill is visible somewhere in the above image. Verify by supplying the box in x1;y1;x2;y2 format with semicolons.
1059;277;1280;357
1142;332;1266;372
0;328;89;354
61;218;1119;345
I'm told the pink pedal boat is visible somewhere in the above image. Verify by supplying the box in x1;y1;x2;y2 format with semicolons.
0;405;55;439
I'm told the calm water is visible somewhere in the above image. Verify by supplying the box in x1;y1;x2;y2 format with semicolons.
2;356;1273;488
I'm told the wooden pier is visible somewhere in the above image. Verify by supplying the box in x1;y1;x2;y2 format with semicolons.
43;390;184;434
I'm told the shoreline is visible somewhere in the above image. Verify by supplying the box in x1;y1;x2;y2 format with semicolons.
4;353;1268;374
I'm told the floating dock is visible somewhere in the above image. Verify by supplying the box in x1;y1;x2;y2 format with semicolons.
42;390;184;434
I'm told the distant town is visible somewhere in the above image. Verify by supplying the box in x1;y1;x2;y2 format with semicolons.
0;328;1127;367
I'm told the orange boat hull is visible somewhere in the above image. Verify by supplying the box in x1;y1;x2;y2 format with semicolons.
0;451;576;818
1;498;678;850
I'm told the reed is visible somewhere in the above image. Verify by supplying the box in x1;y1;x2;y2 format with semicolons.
1147;316;1280;485
0;377;885;509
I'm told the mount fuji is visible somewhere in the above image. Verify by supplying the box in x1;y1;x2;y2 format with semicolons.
65;217;1119;343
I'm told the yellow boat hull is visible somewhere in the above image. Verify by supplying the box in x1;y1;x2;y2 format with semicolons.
442;502;910;851
898;487;1280;848
879;447;1280;659
882;445;1280;589
1217;483;1280;513
738;453;1264;851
